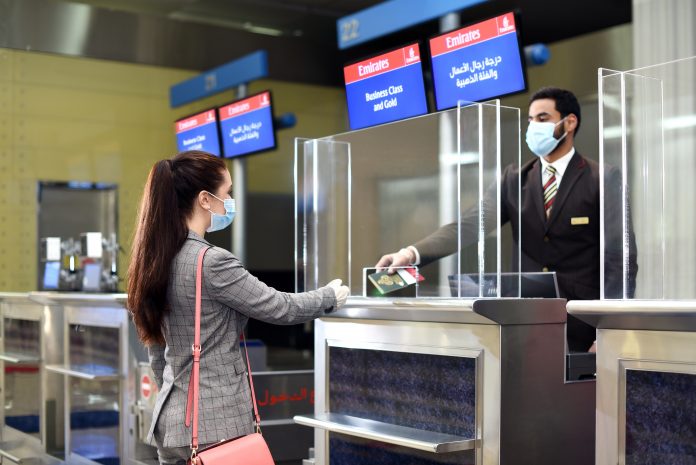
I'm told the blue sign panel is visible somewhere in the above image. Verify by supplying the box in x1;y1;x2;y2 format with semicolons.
175;109;221;156
337;0;488;49
344;43;428;130
430;12;527;110
218;91;276;158
170;51;269;108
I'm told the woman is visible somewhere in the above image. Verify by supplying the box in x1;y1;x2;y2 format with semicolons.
127;150;348;465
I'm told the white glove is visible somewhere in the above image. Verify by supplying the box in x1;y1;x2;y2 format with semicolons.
327;279;349;310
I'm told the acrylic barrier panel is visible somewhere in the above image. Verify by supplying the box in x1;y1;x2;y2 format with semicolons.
600;57;696;299
295;102;521;297
295;138;351;292
455;101;522;298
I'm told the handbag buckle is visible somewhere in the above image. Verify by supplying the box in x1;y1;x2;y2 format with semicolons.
190;446;198;465
191;344;201;355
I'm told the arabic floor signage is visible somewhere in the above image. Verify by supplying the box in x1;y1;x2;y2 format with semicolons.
344;43;428;130
218;91;276;158
254;371;314;420
175;109;221;156
430;12;527;110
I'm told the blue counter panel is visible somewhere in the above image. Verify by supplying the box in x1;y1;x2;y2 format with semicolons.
329;433;474;465
329;347;476;438
625;369;696;465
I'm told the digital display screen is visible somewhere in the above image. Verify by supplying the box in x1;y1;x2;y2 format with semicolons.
82;263;102;292
218;91;276;158
43;262;60;290
175;108;221;156
429;12;527;110
344;43;428;130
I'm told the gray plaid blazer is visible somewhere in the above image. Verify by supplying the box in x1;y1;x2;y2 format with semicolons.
146;231;336;448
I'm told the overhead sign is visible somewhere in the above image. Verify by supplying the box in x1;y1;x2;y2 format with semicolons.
344;43;428;130
218;91;276;158
175;108;221;156
337;0;488;49
170;50;269;108
430;12;527;110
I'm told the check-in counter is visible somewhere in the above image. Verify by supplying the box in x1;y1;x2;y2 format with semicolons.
0;292;64;465
0;293;316;465
568;300;696;465
0;292;157;465
295;297;595;465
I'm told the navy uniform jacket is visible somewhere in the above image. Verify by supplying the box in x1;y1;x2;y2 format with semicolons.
414;152;637;350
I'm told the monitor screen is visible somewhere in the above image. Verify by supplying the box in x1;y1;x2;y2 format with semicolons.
430;12;527;110
448;272;559;298
43;262;60;290
344;43;428;130
175;108;221;156
82;263;102;292
218;91;276;158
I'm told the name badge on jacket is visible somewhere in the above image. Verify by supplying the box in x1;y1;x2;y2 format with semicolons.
571;217;589;225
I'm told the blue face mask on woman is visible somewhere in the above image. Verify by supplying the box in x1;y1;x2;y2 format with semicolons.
526;117;567;157
206;192;236;233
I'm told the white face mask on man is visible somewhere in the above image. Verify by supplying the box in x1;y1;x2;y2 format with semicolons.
525;117;567;157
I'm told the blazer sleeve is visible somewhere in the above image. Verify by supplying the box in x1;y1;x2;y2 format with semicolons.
412;164;514;266
148;343;165;389
204;247;337;324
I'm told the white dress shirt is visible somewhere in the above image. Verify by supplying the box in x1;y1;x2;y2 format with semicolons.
540;147;575;187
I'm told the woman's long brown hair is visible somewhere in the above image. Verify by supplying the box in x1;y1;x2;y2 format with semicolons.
127;150;226;346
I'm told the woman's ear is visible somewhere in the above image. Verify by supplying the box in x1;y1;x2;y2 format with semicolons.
197;191;211;211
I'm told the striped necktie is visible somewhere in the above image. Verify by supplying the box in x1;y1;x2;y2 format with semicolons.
543;165;558;219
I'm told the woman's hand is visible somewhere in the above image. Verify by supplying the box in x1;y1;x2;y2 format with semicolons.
327;279;349;310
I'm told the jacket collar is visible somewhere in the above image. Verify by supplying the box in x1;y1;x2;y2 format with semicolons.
187;230;211;245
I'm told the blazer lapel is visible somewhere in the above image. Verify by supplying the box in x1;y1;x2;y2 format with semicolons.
546;152;587;229
527;160;546;225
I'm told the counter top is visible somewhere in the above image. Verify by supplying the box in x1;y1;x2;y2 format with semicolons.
567;300;696;331
0;292;127;307
331;297;567;325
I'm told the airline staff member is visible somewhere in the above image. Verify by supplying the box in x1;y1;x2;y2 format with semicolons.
376;87;637;352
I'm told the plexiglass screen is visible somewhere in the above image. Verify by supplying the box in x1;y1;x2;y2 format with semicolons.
599;57;696;299
296;102;521;298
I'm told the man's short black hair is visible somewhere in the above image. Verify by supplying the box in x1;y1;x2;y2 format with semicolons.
529;87;581;136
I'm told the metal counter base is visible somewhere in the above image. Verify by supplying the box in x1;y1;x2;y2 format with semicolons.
301;297;595;465
568;300;696;465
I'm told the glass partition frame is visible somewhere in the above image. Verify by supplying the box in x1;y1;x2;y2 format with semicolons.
295;101;521;299
598;56;696;299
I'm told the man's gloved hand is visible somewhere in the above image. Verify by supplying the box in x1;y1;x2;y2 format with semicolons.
375;248;415;274
327;279;349;310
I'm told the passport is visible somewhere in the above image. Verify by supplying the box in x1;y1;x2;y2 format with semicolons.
365;267;420;296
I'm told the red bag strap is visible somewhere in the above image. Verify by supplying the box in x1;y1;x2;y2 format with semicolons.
185;246;209;451
185;246;263;454
241;333;262;431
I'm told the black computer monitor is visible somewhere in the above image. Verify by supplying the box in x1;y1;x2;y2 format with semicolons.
448;272;560;298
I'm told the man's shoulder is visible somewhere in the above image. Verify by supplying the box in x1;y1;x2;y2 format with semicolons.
573;152;602;177
503;157;538;177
